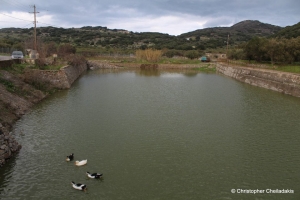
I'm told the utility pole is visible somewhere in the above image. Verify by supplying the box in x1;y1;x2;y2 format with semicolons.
30;5;39;51
226;34;230;62
226;34;229;55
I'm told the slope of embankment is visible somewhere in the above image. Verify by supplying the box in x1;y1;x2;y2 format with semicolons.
217;63;300;98
0;62;87;167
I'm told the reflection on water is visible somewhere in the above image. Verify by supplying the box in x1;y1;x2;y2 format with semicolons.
136;69;161;76
1;69;300;200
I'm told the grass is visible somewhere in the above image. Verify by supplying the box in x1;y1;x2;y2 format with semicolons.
275;65;300;73
193;64;216;72
227;60;300;74
0;74;31;96
160;57;202;64
37;65;63;70
15;63;63;71
0;78;16;93
87;55;203;65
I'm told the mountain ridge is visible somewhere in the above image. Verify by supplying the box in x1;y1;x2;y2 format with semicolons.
0;20;299;51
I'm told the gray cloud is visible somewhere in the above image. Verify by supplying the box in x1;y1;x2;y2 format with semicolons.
0;0;299;35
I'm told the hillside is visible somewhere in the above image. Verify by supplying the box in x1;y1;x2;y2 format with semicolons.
179;20;282;48
0;20;287;52
272;22;300;38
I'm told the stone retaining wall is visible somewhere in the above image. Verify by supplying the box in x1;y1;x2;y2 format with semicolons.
216;63;300;97
24;63;88;89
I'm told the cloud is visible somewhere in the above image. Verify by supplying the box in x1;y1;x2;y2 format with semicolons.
107;14;207;35
0;0;299;35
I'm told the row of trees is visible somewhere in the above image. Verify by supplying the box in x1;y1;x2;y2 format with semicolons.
228;36;300;64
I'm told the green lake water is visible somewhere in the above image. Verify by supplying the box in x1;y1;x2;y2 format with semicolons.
0;69;300;200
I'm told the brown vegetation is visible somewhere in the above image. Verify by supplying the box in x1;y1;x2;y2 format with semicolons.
135;49;162;63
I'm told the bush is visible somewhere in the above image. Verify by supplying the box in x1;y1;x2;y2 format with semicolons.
136;49;162;63
184;50;200;59
66;54;86;67
58;44;76;58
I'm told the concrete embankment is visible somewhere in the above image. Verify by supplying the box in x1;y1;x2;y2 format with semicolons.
0;62;88;166
217;63;300;98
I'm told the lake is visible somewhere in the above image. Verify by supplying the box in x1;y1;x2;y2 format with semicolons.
0;69;300;200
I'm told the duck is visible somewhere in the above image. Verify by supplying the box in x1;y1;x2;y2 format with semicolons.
75;159;87;166
71;181;87;191
86;172;103;179
66;153;74;161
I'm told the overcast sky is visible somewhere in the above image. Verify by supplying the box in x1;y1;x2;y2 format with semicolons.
0;0;299;35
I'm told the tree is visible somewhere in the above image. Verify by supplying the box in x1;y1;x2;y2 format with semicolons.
244;37;268;61
58;44;76;58
44;42;57;57
184;50;200;59
265;38;283;65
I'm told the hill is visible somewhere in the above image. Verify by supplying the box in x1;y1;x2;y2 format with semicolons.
179;20;282;48
272;22;300;38
0;20;287;53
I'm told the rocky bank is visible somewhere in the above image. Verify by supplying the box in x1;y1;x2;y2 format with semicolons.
0;62;88;167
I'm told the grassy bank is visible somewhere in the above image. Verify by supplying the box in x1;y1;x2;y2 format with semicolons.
192;64;216;72
227;60;300;74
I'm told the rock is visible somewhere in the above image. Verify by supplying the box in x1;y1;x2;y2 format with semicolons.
0;145;6;150
4;150;11;159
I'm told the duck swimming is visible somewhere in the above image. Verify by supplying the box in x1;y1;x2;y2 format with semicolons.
66;153;74;161
75;159;87;166
86;172;103;179
71;181;87;191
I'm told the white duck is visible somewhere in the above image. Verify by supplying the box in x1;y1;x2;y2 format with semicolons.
86;172;103;179
71;181;87;191
75;159;87;166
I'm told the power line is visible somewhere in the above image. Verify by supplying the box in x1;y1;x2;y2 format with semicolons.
0;0;30;13
11;0;31;9
0;12;33;22
3;0;30;10
21;22;33;28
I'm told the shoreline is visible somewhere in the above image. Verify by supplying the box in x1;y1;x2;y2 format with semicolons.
0;62;88;167
1;60;300;167
217;63;300;98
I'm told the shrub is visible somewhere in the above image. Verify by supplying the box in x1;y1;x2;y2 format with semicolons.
58;44;76;58
184;50;200;59
136;49;162;63
66;54;86;67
